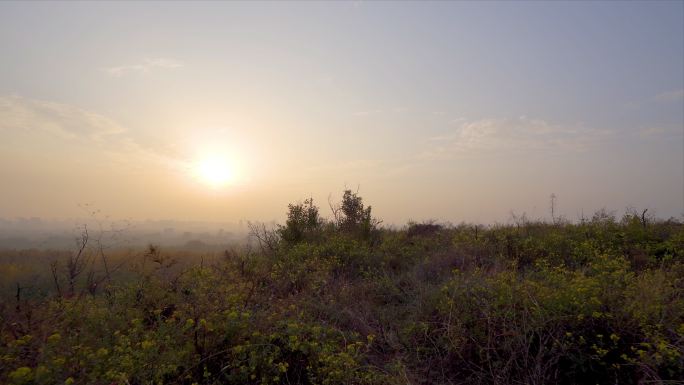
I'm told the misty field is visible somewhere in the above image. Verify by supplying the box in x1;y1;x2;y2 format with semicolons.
1;191;683;385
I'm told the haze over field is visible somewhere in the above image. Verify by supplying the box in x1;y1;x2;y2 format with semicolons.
3;3;684;384
1;1;682;225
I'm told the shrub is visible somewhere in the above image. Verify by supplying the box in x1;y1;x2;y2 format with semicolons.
333;190;380;240
278;198;323;246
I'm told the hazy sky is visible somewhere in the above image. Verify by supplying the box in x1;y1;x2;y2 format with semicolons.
1;1;682;224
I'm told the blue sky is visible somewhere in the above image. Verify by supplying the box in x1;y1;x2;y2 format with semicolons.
0;1;682;223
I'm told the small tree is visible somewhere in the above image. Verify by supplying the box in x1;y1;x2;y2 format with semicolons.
278;198;322;245
334;189;380;238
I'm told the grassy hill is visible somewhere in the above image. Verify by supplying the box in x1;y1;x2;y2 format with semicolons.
1;191;683;384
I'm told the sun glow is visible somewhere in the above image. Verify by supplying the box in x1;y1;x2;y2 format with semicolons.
195;156;235;188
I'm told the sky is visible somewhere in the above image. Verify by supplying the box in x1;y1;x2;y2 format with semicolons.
0;1;683;225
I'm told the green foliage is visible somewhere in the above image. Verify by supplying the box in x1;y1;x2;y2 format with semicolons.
335;190;380;240
1;203;683;384
278;198;323;246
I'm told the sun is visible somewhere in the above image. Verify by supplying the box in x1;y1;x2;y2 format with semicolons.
194;155;235;188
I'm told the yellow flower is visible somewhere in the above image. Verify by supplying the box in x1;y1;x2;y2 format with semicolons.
9;367;32;382
47;333;61;344
53;357;66;366
97;348;109;356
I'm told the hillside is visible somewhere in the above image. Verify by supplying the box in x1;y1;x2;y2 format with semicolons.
1;191;683;384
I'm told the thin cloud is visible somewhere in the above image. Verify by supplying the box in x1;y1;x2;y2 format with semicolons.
103;58;183;77
638;126;683;138
654;89;684;103
301;157;416;184
0;95;125;141
639;127;667;137
423;116;613;159
353;109;382;117
0;94;184;169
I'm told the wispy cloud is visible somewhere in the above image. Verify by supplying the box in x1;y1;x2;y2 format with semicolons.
422;116;613;159
0;95;183;168
639;127;667;137
299;157;417;186
638;126;683;138
353;109;383;117
103;58;183;77
0;95;125;141
654;89;684;103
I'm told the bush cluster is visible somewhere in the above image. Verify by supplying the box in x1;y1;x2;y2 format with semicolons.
1;193;683;384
